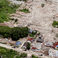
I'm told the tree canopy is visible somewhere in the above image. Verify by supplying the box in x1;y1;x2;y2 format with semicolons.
0;26;28;41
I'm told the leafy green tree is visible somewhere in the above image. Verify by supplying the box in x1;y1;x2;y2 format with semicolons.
11;27;20;41
0;49;6;54
15;19;18;22
19;8;30;13
16;56;21;58
17;0;27;2
20;53;27;58
52;21;58;28
32;55;38;58
11;27;28;41
27;42;30;50
0;26;11;38
0;26;28;41
45;0;47;2
41;4;45;7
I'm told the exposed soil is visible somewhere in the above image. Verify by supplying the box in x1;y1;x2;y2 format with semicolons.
10;0;58;42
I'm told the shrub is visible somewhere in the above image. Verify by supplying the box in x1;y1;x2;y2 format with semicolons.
32;55;38;58
15;19;18;22
16;56;21;58
52;21;58;28
41;4;45;7
10;49;13;52
19;8;30;13
0;49;6;54
11;18;14;20
26;42;30;50
30;34;34;37
45;0;47;1
20;53;27;58
17;0;27;2
37;32;40;35
32;30;37;35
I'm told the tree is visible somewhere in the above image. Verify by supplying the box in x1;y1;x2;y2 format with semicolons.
11;27;20;41
26;42;30;50
32;55;38;58
15;19;18;22
20;53;27;58
45;0;47;2
0;26;28;41
41;4;45;7
11;27;28;41
0;49;6;54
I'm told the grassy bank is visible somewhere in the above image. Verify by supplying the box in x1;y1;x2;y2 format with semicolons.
0;0;20;23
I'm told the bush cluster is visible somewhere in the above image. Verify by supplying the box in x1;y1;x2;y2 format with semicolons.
0;26;28;41
19;8;30;13
52;21;58;28
41;4;45;7
0;47;18;58
20;53;27;58
0;46;27;58
32;30;37;35
32;55;38;58
17;0;27;2
26;42;30;50
45;0;47;2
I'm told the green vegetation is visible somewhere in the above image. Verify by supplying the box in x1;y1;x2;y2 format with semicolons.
56;33;58;37
0;26;28;41
16;53;27;58
10;18;18;23
30;34;34;37
52;21;58;28
11;27;28;41
32;55;41;58
0;0;20;23
0;26;11;38
0;46;27;58
20;53;27;58
0;47;18;58
11;18;14;21
37;32;40;35
41;4;45;7
26;42;30;50
19;8;30;13
32;55;38;58
32;31;37;35
15;19;18;22
45;0;47;2
17;0;27;2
